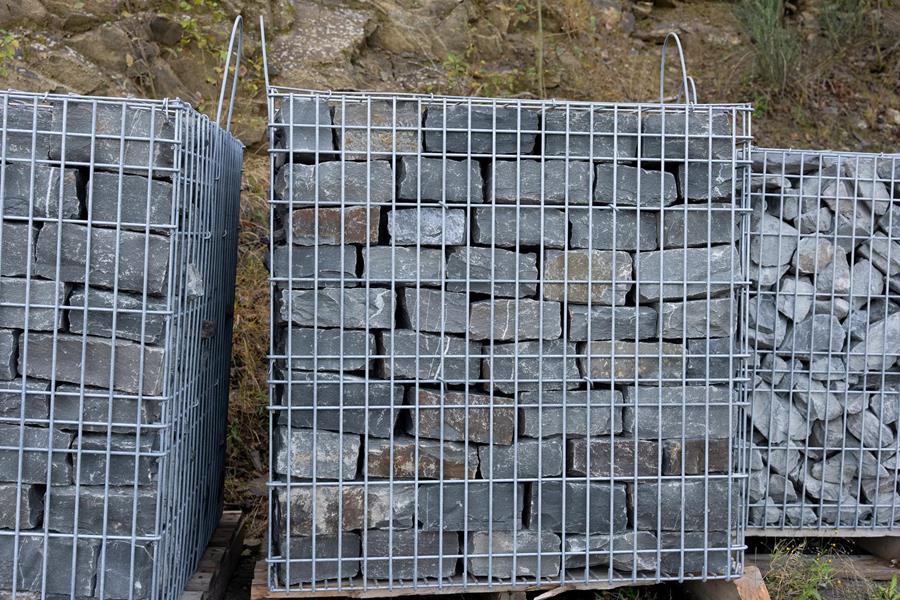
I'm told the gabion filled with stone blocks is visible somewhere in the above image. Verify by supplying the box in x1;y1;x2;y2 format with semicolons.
746;149;900;532
0;92;242;598
267;90;752;593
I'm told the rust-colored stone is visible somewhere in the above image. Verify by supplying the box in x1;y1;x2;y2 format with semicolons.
366;435;478;480
290;205;380;245
408;388;516;445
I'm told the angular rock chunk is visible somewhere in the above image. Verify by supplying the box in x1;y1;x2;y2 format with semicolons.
387;207;466;245
283;327;374;371
483;339;579;394
332;99;420;156
446;246;537;298
424;105;538;154
20;333;166;395
793;237;834;274
750;383;808;444
750;214;799;267
0;222;36;277
362;246;444;283
479;437;563;478
780;314;845;354
595;164;677;207
469;298;562;341
365;530;458;580
636;245;741;301
367;435;477;480
677;162;734;200
776;277;815;322
814;249;851;295
274;161;394;205
641;109;735;159
622;385;734;439
859;232;900;277
289;205;380;245
543;250;632;305
532;481;628;534
567;437;660;477
46;486;156;534
847;410;895;449
400;287;468;334
568;304;658;341
662;203;738;248
274;427;360;480
280;287;394;329
0;278;67;332
847;312;900;372
380;330;481;382
34;223;169;295
747;296;787;349
87;171;173;230
473;206;567;249
67;286;167;344
519;389;623;437
398;156;482;203
273;97;334;157
468;530;561;578
543;109;639;159
2;163;80;219
657;297;736;338
489;160;592;205
76;432;157;485
632;479;738;531
408;387;516;445
418;482;524;530
569;207;659;251
579;341;685;382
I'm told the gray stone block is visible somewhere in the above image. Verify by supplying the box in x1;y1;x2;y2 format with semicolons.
0;102;53;160
53;383;162;433
283;327;374;371
67;286;167;344
568;305;658;341
677;162;734;200
657;297;737;338
0;278;67;331
569;207;659;251
21;333;165;395
776;277;815;322
380;330;480;382
0;378;49;421
750;383;808;444
0;222;36;277
288;205;380;245
468;530;561;578
635;245;741;301
814;249;851;295
567;437;660;477
76;432;157;486
34;223;169;295
859;232;900;277
398;156;482;203
779;314;845;354
365;484;417;530
2;163;80;219
662;203;738;248
543;109;639;159
280;287;394;329
479;437;563;479
0;483;42;529
424;105;537;154
388;207;466;245
274;485;366;536
278;533;361;584
632;479;738;531
579;341;685;382
363;246;444;283
659;531;733;576
0;329;15;379
489;160;592;205
484;339;579;394
46;485;156;534
543;249;632;305
686;337;738;381
563;531;659;572
0;535;99;596
364;530;458;580
418;481;525;530
367;434;477;480
274;161;394;205
408;387;516;445
622;385;733;439
533;481;628;534
847;312;900;372
274;426;359;480
274;97;334;156
519;389;623;437
446;246;538;298
469;298;562;341
750;213;799;267
663;438;732;475
641;110;735;159
280;372;400;438
0;424;72;484
747;296;787;349
100;540;154;599
271;245;358;286
595;164;677;207
473;206;567;249
793;236;835;275
87;171;173;230
400;287;468;334
332;99;420;156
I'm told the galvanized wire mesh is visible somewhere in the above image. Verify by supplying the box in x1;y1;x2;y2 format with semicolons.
745;148;900;533
0;91;242;598
266;89;753;592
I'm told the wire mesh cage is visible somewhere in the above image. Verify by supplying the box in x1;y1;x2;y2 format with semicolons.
0;90;242;598
265;69;754;590
745;148;900;533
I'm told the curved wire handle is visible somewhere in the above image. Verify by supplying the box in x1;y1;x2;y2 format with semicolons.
659;32;693;105
215;15;243;133
687;75;698;104
259;15;275;124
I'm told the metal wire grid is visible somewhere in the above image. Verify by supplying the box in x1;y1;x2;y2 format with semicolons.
0;91;241;598
745;148;900;533
266;88;753;593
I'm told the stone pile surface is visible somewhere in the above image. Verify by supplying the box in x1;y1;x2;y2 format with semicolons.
269;96;749;586
746;150;900;530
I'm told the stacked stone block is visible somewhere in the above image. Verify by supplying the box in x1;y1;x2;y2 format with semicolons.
269;96;749;588
746;150;900;530
0;95;241;598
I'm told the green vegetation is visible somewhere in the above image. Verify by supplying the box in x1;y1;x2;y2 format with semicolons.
0;31;19;78
870;576;900;600
733;0;799;94
765;541;837;600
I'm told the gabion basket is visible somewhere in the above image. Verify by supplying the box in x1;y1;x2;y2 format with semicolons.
265;29;753;593
745;148;900;534
0;88;242;597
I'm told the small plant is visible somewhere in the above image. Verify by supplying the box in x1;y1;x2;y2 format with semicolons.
871;576;900;600
0;31;19;78
818;0;881;51
733;0;800;94
765;540;837;600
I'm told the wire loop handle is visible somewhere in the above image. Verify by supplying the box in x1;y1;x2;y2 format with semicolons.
659;32;693;105
216;15;243;132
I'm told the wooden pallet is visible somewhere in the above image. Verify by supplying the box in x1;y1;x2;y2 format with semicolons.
182;510;247;600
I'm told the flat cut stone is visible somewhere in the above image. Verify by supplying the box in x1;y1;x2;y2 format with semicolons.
277;533;360;583
418;482;524;530
408;387;516;445
473;206;567;249
677;162;734;200
0;278;67;331
0;223;36;277
446;246;537;298
364;530;457;580
332;99;420;156
20;333;165;395
67;286;167;344
662;203;738;248
274;486;365;536
274;427;360;480
1;164;80;219
636;245;741;301
380;330;481;382
387;208;466;245
0;329;15;379
400;288;468;334
641;110;735;159
479;438;563;478
663;438;732;475
76;432;157;485
567;437;660;477
0;484;42;529
0;536;100;596
53;383;162;433
368;435;478;479
569;207;659;251
622;385;733;439
88;171;173;230
469;298;561;341
519;388;623;437
363;246;444;283
532;481;628;534
270;245;358;285
543;109;639;159
0;102;53;160
543;250;632;305
424;105;538;154
568;305;658;341
46;486;156;534
489;160;592;205
468;530;561;578
632;479;738;531
0;379;49;421
289;205;380;245
657;297;736;338
274;161;394;204
564;531;659;572
101;540;154;599
686;337;737;381
280;287;394;329
33;223;169;295
483;339;579;394
595;164;677;207
283;327;374;371
273;96;334;157
579;341;685;381
398;156;483;203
